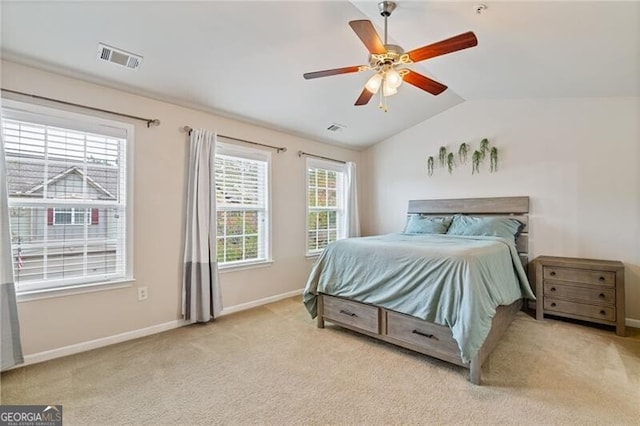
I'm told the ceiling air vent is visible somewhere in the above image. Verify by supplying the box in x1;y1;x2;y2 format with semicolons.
327;123;346;133
97;43;143;70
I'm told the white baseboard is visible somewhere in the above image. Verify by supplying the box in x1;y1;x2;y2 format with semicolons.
17;289;304;368
626;318;640;329
219;288;303;316
20;319;189;368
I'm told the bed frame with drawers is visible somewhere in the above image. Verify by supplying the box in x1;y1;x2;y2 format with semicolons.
315;196;530;385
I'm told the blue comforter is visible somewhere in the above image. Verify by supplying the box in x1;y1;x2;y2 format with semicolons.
303;233;535;363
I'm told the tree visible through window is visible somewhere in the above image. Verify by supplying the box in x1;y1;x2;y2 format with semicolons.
215;143;270;265
307;159;346;254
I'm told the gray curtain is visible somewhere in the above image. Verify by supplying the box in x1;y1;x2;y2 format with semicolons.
1;122;24;370
182;128;222;323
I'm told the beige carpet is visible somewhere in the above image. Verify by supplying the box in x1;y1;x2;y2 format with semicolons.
1;296;639;425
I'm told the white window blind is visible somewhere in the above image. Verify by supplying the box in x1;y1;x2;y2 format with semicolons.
2;102;130;293
306;158;346;255
215;143;270;266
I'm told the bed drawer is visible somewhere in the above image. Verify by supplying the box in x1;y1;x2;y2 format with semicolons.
544;298;615;322
385;311;459;357
321;295;379;334
543;281;615;305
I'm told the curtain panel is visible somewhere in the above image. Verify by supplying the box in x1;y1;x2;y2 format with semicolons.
182;129;222;323
345;162;360;238
1;125;24;370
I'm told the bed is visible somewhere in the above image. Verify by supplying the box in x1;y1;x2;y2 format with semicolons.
303;196;534;385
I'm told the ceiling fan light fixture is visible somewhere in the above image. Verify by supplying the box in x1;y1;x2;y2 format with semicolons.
365;73;383;93
382;78;398;97
385;68;403;89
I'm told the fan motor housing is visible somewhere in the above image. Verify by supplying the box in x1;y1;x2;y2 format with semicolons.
369;44;405;68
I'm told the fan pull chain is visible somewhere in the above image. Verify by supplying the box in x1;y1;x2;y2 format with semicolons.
378;88;389;112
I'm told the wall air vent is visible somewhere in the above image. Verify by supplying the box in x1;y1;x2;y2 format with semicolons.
327;123;346;133
97;43;143;70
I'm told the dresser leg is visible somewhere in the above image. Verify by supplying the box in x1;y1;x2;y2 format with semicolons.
616;324;625;337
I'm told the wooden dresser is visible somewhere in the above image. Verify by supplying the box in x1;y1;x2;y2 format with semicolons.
534;256;625;336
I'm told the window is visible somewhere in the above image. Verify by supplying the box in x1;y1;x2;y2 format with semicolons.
215;142;270;266
2;100;132;294
306;158;347;255
52;207;95;225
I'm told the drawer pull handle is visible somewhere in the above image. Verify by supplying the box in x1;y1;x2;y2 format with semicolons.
339;309;357;317
550;271;556;276
600;310;606;316
550;287;556;292
599;276;605;281
550;302;556;307
599;293;605;299
412;330;434;339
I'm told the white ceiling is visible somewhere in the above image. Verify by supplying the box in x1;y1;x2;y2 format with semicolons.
1;1;638;149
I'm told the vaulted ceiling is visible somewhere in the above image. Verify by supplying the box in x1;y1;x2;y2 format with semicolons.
1;1;638;149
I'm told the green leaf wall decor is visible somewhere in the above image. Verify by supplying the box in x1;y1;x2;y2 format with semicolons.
490;147;498;173
426;138;498;177
447;152;456;174
458;143;469;164
427;156;434;176
438;146;447;168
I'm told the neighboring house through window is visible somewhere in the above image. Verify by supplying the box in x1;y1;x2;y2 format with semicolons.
2;100;132;294
306;158;348;255
215;141;270;267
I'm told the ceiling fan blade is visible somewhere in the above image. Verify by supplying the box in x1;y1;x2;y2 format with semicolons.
355;87;374;106
303;66;362;80
406;32;478;63
349;20;386;54
403;70;448;95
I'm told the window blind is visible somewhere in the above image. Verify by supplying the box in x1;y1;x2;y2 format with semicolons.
215;144;270;265
2;105;128;292
306;158;346;254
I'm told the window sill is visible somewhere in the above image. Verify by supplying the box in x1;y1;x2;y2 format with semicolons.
218;259;273;273
17;278;135;303
306;253;321;260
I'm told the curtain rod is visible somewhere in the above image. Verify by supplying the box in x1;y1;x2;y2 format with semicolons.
297;150;346;164
1;88;161;128
182;126;286;153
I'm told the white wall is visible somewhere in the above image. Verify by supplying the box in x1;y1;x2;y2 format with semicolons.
1;61;361;355
361;98;640;322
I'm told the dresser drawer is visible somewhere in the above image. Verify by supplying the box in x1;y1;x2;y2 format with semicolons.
322;295;379;334
385;311;459;357
543;266;615;287
543;281;615;305
544;298;615;322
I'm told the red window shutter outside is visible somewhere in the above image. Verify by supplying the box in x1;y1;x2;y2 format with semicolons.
47;208;53;225
91;208;99;225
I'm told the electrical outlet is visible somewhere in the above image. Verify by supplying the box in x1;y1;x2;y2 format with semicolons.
137;286;148;301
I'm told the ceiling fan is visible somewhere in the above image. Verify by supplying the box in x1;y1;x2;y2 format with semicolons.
303;1;478;111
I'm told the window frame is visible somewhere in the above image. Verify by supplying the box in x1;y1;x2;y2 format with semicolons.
215;140;272;270
2;99;135;298
305;157;347;257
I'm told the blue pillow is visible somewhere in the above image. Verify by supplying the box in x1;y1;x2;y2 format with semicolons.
404;215;452;234
447;215;523;240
